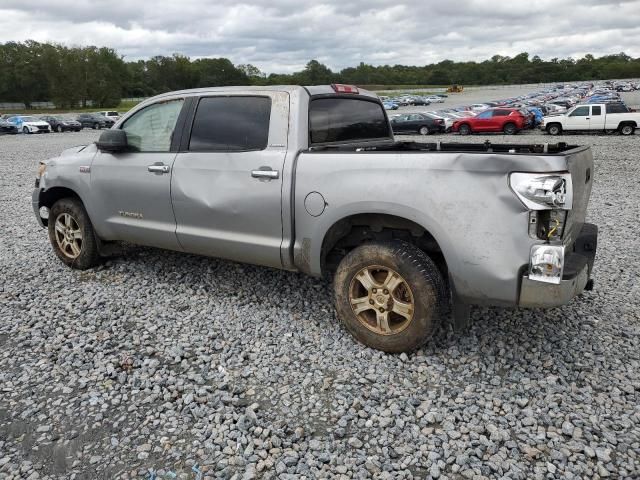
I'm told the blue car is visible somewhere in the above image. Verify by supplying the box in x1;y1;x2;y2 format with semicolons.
383;101;399;110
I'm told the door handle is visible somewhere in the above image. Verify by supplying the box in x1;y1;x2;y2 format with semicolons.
251;169;279;179
585;117;590;120
148;164;170;174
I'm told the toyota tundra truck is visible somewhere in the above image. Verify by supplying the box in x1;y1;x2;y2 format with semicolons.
33;85;598;353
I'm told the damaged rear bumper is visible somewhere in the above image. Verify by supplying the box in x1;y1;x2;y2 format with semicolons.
519;223;597;307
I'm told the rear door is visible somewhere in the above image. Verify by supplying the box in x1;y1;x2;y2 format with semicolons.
565;105;591;130
171;92;289;268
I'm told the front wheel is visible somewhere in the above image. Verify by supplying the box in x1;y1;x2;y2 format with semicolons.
23;126;29;134
48;198;101;270
333;241;446;353
547;124;562;135
458;124;471;135
419;126;430;135
56;125;63;133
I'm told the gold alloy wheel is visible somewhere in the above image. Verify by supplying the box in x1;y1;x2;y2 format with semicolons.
348;265;415;335
54;213;83;259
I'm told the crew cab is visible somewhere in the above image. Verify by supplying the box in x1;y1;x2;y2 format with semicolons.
542;103;639;135
32;85;598;353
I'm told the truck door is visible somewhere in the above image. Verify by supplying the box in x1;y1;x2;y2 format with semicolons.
90;99;185;250
171;92;289;269
589;105;605;130
565;105;590;130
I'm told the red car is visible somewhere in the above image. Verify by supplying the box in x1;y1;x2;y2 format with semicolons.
452;108;528;135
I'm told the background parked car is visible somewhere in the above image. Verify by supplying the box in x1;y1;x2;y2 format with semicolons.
40;116;82;132
390;113;445;135
452;108;527;135
6;115;51;134
0;118;19;135
77;113;112;129
96;111;121;122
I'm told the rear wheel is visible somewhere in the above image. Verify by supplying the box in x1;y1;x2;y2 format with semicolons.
56;125;63;133
93;123;101;130
547;124;562;135
419;126;430;135
503;122;517;135
333;241;446;353
458;124;471;135
620;124;635;135
48;198;101;270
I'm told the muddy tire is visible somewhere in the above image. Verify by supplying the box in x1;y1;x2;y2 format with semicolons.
333;240;446;353
48;198;101;270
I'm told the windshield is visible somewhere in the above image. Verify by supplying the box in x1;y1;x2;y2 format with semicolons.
21;116;37;122
309;97;391;145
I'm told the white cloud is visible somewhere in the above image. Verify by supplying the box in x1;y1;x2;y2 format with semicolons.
0;0;638;73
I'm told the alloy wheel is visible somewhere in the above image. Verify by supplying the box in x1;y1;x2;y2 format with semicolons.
54;213;83;259
349;265;415;335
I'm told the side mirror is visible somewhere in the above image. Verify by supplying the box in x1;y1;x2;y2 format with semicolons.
96;129;127;152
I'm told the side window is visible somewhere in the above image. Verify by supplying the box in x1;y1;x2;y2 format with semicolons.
189;96;271;152
592;106;601;116
121;99;184;152
477;111;492;119
606;103;627;114
569;106;590;117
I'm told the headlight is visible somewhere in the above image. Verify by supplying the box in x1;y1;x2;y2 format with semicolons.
510;172;573;210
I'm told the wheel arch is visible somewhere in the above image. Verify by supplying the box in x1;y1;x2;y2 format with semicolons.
319;212;450;281
39;186;83;209
37;187;84;226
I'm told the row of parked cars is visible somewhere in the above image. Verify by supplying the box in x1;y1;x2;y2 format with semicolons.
0;111;121;135
388;81;638;136
381;94;447;110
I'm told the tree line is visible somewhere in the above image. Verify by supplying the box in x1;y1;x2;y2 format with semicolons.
1;41;639;108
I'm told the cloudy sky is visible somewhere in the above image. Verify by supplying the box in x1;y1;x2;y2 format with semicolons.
1;0;639;73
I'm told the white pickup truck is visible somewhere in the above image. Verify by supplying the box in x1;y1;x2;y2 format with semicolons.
542;103;639;135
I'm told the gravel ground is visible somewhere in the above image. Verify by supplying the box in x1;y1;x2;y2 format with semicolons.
1;123;639;480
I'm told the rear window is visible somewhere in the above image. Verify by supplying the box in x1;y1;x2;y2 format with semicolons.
189;96;271;152
309;98;391;144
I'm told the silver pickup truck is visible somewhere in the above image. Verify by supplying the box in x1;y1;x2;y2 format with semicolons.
33;84;598;353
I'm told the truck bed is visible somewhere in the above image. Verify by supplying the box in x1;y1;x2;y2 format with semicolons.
310;140;580;155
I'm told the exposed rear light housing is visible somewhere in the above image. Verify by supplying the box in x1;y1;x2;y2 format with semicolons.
331;84;359;94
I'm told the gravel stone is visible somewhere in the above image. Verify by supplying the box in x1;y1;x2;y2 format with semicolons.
1;92;640;479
